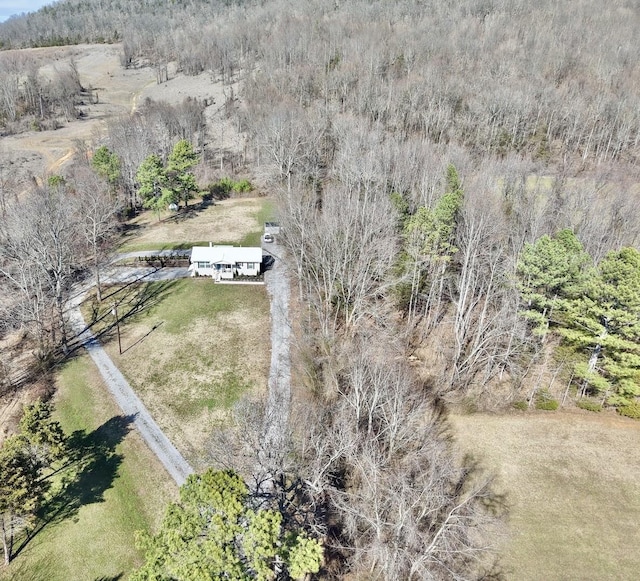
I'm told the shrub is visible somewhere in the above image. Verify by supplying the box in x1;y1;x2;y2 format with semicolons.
576;399;602;412
617;402;640;420
512;400;528;411
535;391;559;411
232;178;253;193
205;177;253;199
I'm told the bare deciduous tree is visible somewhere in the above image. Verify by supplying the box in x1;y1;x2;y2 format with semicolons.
66;163;119;302
296;337;499;579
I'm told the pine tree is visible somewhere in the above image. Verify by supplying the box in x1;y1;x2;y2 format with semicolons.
135;154;171;218
131;469;323;580
0;400;67;565
91;145;121;190
19;400;67;465
516;229;590;336
560;247;640;404
400;164;464;320
0;436;47;566
166;139;199;208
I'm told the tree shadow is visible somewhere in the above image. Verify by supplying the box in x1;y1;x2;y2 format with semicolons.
12;415;135;559
94;576;123;581
68;279;177;354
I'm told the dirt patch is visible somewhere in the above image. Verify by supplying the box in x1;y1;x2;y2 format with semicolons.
139;66;245;157
1;44;156;177
0;43;245;179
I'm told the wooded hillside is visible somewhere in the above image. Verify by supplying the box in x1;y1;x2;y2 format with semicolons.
1;0;640;579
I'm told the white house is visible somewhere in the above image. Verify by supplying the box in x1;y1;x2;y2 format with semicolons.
189;244;263;280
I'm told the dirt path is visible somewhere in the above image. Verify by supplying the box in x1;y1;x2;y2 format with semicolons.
1;43;156;177
67;285;193;485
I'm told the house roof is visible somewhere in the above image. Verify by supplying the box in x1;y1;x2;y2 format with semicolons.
190;245;263;264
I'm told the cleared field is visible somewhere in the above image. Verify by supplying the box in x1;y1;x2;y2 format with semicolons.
118;196;274;251
451;411;640;581
83;279;270;470
0;356;175;581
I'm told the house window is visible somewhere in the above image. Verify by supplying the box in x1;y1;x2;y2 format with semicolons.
197;261;209;269
247;262;255;269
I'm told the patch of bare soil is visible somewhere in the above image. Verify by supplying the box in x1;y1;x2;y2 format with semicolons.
123;197;265;247
1;43;156;178
1;43;246;179
139;65;246;159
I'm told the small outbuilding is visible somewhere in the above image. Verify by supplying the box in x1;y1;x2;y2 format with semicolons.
189;244;263;280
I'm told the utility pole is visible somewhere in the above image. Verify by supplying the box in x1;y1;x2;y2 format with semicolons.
112;303;122;355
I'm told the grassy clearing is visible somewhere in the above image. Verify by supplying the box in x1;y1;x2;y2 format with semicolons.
451;411;640;581
118;196;272;252
81;279;270;469
0;356;175;581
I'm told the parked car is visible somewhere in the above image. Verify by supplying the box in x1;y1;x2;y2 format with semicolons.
263;233;274;243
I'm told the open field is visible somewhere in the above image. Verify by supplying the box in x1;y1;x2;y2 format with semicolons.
118;196;274;251
451;410;640;581
82;279;270;470
0;355;175;581
1;42;246;179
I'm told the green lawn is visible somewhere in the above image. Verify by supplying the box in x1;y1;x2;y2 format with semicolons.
1;357;175;581
81;279;270;469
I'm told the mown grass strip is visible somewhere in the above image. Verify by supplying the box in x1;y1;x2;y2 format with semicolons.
0;356;175;581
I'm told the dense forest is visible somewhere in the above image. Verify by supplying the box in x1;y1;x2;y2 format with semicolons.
1;0;640;579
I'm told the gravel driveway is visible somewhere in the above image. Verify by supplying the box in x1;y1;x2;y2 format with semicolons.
67;277;193;486
262;242;292;461
66;244;289;489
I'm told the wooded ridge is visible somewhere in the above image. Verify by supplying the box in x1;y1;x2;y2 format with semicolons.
1;0;639;579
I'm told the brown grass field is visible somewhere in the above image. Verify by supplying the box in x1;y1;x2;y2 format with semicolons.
119;196;271;250
451;410;640;580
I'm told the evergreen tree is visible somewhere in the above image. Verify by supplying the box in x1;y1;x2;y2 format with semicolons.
135;154;172;218
560;247;640;404
131;469;323;581
19;400;67;465
166;139;199;208
0;436;47;566
91;145;121;190
400;164;464;319
516;229;590;336
0;401;66;565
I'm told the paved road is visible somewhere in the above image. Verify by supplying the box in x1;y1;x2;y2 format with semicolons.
67;281;194;486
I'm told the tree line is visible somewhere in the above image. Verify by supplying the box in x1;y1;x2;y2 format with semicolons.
0;158;118;364
3;0;640;169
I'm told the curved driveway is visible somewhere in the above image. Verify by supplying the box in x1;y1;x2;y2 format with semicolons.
68;244;290;488
68;279;193;486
